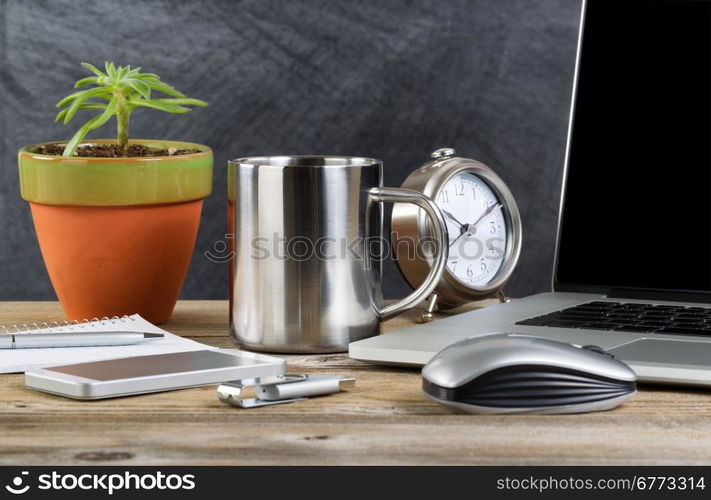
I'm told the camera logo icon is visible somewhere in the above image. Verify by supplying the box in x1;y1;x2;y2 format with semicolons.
5;471;30;495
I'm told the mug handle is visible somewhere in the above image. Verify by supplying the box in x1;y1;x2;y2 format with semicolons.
368;187;449;321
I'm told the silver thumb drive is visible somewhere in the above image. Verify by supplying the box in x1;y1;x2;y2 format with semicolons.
217;374;356;408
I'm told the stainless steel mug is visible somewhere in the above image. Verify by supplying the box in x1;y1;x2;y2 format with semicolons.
228;156;448;353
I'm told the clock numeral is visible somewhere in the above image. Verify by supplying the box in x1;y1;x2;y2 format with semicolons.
466;265;473;278
439;190;450;204
450;260;458;272
480;260;487;272
456;182;465;196
489;220;496;234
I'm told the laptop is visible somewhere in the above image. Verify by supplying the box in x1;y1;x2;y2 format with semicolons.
349;0;711;387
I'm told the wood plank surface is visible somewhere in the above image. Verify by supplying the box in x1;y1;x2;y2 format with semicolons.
1;300;710;465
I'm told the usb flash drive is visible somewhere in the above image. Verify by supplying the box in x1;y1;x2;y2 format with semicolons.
217;374;356;408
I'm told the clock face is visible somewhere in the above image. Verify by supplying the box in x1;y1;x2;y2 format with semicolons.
435;172;508;288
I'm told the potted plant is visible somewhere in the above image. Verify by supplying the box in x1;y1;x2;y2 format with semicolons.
18;62;212;324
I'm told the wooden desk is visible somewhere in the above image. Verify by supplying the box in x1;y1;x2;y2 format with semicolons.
1;300;711;465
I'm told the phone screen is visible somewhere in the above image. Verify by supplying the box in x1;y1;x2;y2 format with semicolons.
45;350;262;381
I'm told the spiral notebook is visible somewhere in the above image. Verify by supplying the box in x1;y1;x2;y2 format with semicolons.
0;314;211;374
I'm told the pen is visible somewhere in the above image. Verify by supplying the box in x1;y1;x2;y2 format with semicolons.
0;332;163;349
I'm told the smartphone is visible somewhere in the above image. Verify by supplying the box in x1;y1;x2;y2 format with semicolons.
25;349;286;400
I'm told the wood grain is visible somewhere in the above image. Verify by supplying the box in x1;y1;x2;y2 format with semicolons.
1;300;711;465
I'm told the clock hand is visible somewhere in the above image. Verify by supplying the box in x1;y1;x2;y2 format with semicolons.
449;203;503;249
441;209;465;228
449;229;469;248
442;209;468;248
469;203;502;229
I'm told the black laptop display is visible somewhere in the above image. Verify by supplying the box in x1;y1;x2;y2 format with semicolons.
555;0;711;300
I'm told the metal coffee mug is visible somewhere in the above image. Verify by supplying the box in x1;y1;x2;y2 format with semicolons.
228;156;449;353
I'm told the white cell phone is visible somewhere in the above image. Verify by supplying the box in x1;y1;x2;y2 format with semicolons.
24;349;286;400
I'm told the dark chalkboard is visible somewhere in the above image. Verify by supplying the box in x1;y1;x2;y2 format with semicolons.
0;0;580;301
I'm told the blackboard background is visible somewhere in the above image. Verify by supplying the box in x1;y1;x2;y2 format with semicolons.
0;0;580;301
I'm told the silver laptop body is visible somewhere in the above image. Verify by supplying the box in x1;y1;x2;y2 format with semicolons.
349;0;711;387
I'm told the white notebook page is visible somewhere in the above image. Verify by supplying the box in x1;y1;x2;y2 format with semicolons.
0;314;211;373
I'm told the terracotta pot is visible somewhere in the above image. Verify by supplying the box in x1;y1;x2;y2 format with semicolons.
18;139;213;324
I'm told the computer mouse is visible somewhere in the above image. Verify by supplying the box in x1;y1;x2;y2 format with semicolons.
422;333;637;414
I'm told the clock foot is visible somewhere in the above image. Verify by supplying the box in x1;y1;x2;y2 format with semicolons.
496;290;511;303
421;293;439;323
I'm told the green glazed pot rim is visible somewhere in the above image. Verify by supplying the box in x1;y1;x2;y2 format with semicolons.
18;139;213;206
19;139;212;162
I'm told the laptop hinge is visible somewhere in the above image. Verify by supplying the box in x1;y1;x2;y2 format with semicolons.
607;288;711;304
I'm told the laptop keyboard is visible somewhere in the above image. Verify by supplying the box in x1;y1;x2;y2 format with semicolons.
516;300;711;336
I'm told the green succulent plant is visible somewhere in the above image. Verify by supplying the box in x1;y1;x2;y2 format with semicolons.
55;62;208;157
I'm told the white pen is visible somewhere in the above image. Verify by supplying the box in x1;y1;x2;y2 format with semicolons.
0;332;163;349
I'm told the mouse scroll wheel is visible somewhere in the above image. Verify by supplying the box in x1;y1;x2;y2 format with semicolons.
582;345;616;358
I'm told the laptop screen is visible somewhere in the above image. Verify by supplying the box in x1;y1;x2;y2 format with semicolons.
554;0;711;297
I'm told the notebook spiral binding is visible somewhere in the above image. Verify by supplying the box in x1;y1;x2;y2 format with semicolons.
0;315;137;334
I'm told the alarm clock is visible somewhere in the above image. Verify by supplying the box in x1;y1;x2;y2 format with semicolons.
391;148;522;322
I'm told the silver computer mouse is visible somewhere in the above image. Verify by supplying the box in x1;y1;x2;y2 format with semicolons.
422;333;637;414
